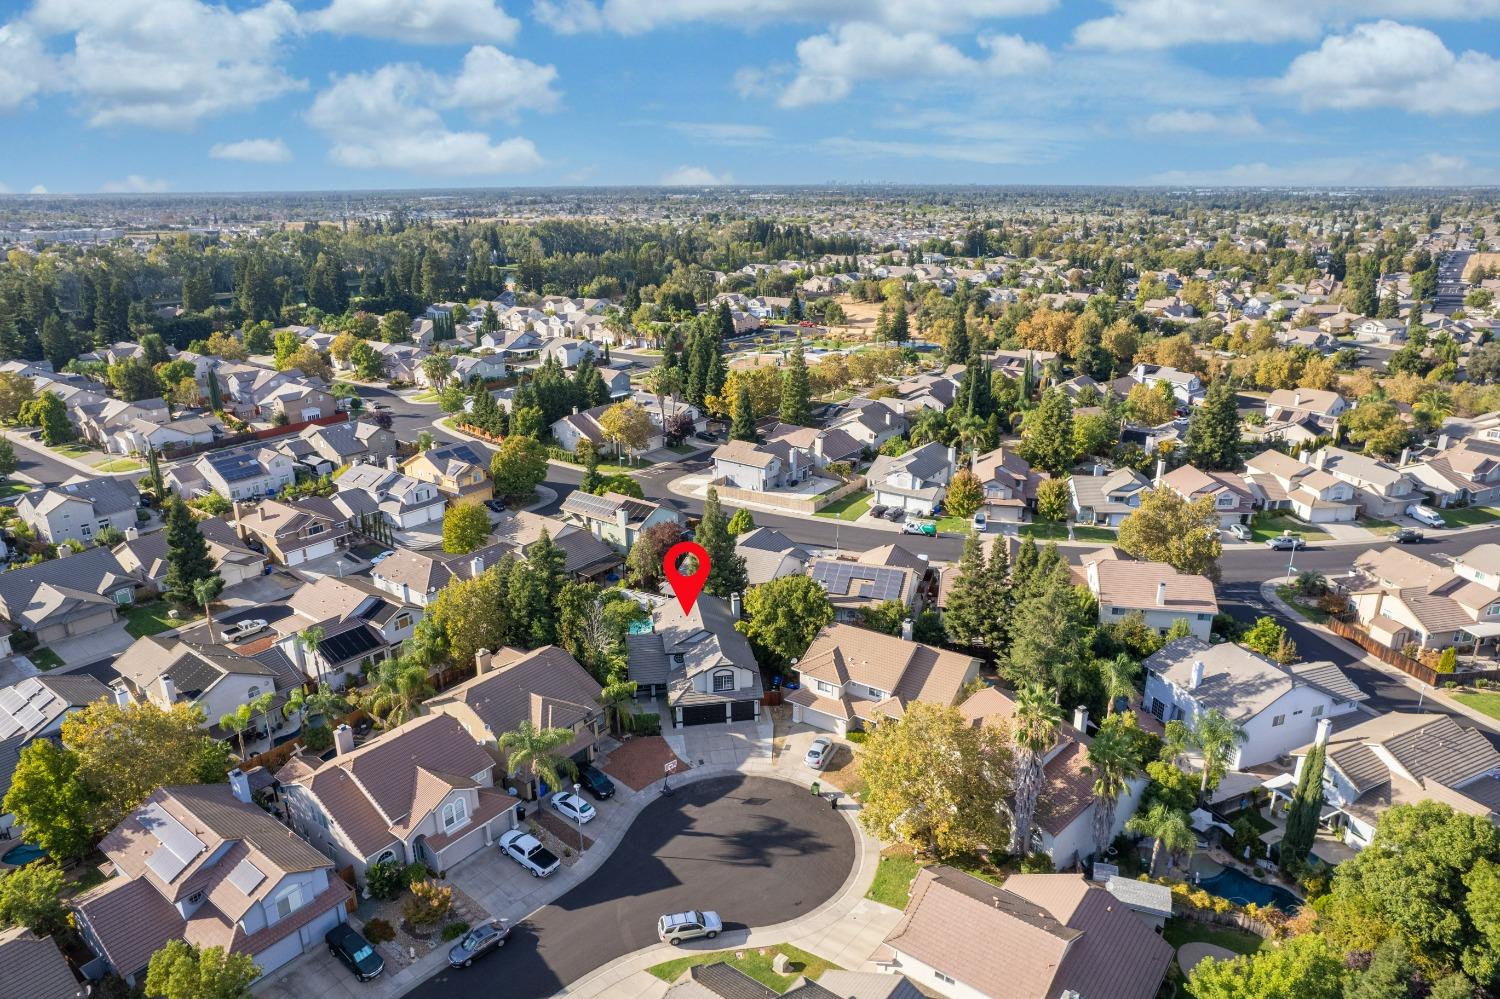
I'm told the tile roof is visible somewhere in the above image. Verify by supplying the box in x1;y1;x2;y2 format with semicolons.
1144;637;1365;722
0;926;81;999
1086;560;1217;615
429;645;601;741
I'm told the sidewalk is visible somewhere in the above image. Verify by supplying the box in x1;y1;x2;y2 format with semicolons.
2;429;144;479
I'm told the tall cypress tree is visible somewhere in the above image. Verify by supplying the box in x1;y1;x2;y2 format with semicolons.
1185;380;1240;471
946;307;970;365
779;339;811;426
730;382;757;442
889;302;910;345
983;538;1013;652
964;350;992;420
1279;742;1325;873
695;488;747;599
163;497;215;604
943;531;994;647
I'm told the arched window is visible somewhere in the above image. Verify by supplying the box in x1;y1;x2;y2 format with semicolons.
712;670;735;693
441;797;469;833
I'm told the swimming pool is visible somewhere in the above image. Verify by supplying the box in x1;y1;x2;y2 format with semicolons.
1;842;47;866
1198;866;1302;912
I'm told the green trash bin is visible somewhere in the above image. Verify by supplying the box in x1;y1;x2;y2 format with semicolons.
811;780;821;797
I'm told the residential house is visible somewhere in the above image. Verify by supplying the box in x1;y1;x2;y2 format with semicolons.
76;398;170;449
335;462;446;530
711;439;813;491
428;645;604;795
735;527;811;586
559;491;683;550
1403;437;1500;508
1243;449;1358;523
234;496;350;567
0;547;139;644
1068;467;1150;527
111;415;218;456
182;445;295;501
298;420;397;469
111;635;289;742
1346;543;1500;652
960;688;1146;866
878;867;1172;999
624;595;763;727
787;623;979;735
371;545;510;607
986;349;1059;378
261;383;336;424
1264;388;1349;431
1082;550;1218;640
830;401;907;453
1129;363;1203;405
971;447;1047;524
1353;317;1408;344
17;476;140;544
0;926;83;999
272;575;418;688
1158;464;1253;528
402;442;489;500
112;517;266;594
551;399;703;459
867;444;955;516
764;422;863;469
0;674;110;839
539;338;599;368
1307;446;1416;518
1143;636;1367;767
73;782;352;983
809;549;924;624
488;509;622;582
276;714;520;884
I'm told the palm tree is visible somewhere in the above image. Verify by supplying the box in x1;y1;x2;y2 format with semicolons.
1009;682;1063;856
496;721;579;798
249;690;277;744
598;679;638;737
1295;570;1326;597
1192;708;1247;798
298;626;325;682
193;574;225;644
364;657;434;729
1098;654;1139;715
1161;719;1192;767
1085;720;1142;857
1127;803;1195;876
219;703;253;759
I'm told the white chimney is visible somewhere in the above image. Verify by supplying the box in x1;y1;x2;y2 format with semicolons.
333;723;355;756
946;445;956;468
228;767;253;804
730;592;742;619
1189;660;1205;690
109;679;132;707
124;526;139;541
157;674;177;705
475;648;495;675
1293;390;1301;408
884;411;891;427
470;555;485;578
1315;717;1333;746
1438;433;1451;452
900;618;914;641
1297;450;1310;465
1156;580;1167;606
386;455;398;471
1399;447;1410;466
1154;458;1165;486
1072;706;1089;733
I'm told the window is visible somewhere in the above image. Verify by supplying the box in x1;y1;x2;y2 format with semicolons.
1312;705;1324;717
442;797;469;832
712;670;735;693
393;613;411;630
867;686;887;699
1272;714;1286;727
934;972;955;986
81;524;92;538
274;883;304;919
248;686;261;699
305;523;325;536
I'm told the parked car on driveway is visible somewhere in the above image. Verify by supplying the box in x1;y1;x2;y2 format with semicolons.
1393;528;1425;544
1265;535;1306;551
903;521;937;536
447;920;510;968
498;830;560;878
577;765;615;800
804;736;833;770
550;790;597;824
869;504;888;520
884;507;905;522
971;511;987;532
695;430;718;443
1406;504;1447;528
658;910;722;945
219;618;268;642
1226;523;1252;542
326;923;385;982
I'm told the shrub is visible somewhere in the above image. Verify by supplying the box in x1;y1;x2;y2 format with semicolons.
301;722;332;753
404;862;430;888
402;879;454;928
1479;678;1491;689
363;917;396;944
1020;852;1055;874
365;861;407;901
441;921;470;941
1445;681;1459;689
634;713;662;736
845;730;868;744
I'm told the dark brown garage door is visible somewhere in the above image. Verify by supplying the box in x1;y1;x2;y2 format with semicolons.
679;704;725;726
730;700;757;722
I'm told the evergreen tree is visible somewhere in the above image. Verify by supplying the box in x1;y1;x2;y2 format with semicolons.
1018;388;1075;474
788;292;803;320
694;488;747;599
39;314;71;370
730;382;757;442
145;446;165;499
943;531;997;647
0;309;27;362
1011;537;1039;594
206;370;223;413
982;537;1013;651
946;307;970;365
1184;379;1241;471
716;301;736;341
779;338;812;426
580;446;601;494
964;349;992;420
889;301;910;345
1279;742;1325;873
163;497;214;604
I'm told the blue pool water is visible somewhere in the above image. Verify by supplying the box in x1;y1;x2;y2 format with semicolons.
1199;867;1302;912
2;843;47;866
628;620;653;635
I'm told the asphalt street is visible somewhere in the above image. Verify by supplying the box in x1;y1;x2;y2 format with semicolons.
403;774;855;999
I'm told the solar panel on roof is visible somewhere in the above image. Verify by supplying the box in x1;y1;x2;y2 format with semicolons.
0;689;25;714
227;857;266;895
140;802;204;882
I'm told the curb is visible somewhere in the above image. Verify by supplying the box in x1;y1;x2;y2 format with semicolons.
3;430;147;480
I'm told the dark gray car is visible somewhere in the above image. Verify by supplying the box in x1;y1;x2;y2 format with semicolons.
447;920;511;968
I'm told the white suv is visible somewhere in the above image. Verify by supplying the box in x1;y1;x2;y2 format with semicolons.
658;910;722;945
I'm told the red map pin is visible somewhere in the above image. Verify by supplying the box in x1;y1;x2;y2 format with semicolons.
663;540;711;614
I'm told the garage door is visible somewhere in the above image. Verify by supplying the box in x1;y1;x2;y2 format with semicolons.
680;704;725;726
730;700;757;722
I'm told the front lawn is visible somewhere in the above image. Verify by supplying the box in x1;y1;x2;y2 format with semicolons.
1439;506;1500;528
1451;691;1500;721
0;480;32;498
96;459;143;473
28;647;63;670
52;442;95;459
1360;518;1400;535
1162;917;1265;958
647;944;839;991
1250;513;1332;543
866;846;922;909
814;490;872;521
122;600;201;638
1276;585;1329;624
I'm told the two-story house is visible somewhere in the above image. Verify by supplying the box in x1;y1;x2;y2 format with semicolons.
371;545;510;607
401;442;489;500
1130;363;1203;405
0;674;111;839
1158;464;1254;528
1243;449;1358;523
1347;543;1500;653
73;781;352;984
1264;388;1349;434
1404;438;1500;508
829;401;907;453
234;496;351;566
335;462;446;529
971;447;1047;525
272;575;419;688
735;527;811;587
1068;467;1150;527
110;636;284;740
190;445;296;501
712;439;808;491
113;517;266;594
809;547;926;623
1143;636;1367;767
787;623;979;736
276;714;519;885
559;491;683;550
0;546;140;645
1307;446;1415;518
1082;550;1218;640
427;645;604;796
867;444;956;516
625;595;763;727
17;477;140;544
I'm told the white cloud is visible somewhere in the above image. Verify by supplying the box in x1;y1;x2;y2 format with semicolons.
309;0;519;44
446;45;561;121
1148;152;1500;186
660;165;732;185
307;52;553;175
778;23;1048;108
26;0;302;128
1074;1;1500;51
101;175;170;192
1275;21;1500;115
534;0;1056;35
210;137;293;163
1137;109;1263;134
29;185;47;194
0;22;49;113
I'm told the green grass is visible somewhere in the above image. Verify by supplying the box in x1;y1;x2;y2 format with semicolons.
0;480;32;498
122;600;201;638
410;389;442;403
1360;518;1400;535
1224;808;1275;836
96;459;143;473
866;848;922;908
1249;513;1333;543
52;443;95;459
647;944;839;991
814;489;872;521
1276;585;1329;624
1437;506;1500;528
28;647;63;670
1008;521;1118;543
1452;691;1500;721
1162;917;1265;959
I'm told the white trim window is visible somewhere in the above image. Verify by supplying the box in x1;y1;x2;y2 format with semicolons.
712;670;735;693
442;797;470;833
274;882;305;919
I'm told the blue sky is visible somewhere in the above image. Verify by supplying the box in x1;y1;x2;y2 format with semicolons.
2;0;1500;193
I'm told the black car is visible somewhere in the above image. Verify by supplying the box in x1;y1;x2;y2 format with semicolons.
577;764;616;800
447;920;511;968
327;923;385;982
869;504;888;519
695;430;719;443
1393;528;1425;544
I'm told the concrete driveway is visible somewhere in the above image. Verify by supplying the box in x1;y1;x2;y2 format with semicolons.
48;621;133;666
664;718;773;770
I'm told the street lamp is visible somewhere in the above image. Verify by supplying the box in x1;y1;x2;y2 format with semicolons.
572;782;584;854
1284;538;1298;584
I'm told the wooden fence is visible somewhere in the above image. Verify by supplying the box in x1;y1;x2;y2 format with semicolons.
1325;616;1500;686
